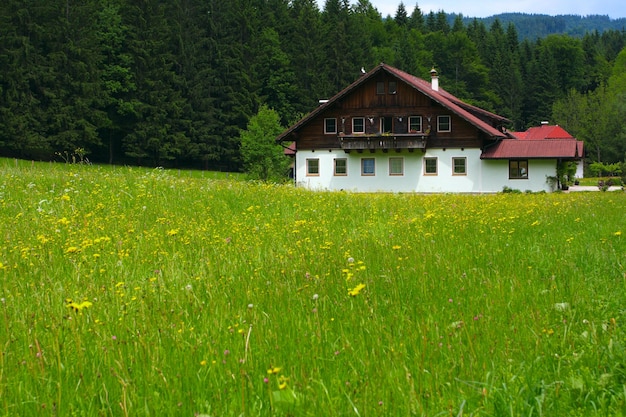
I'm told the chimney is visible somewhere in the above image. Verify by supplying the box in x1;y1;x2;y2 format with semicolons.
430;68;439;91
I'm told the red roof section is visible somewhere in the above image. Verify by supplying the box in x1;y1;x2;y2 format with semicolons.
283;142;296;156
485;124;584;159
515;125;574;140
481;139;582;159
276;63;509;143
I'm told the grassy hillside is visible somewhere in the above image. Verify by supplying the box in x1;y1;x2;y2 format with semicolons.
1;159;625;416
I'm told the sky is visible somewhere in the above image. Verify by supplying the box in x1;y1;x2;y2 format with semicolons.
321;0;626;19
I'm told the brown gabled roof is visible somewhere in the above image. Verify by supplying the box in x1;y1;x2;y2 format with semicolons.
276;63;509;143
384;65;510;134
481;139;583;159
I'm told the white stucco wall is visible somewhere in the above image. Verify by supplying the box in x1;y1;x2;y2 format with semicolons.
575;160;584;179
294;149;558;193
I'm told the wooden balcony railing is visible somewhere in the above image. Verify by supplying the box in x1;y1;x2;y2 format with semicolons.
339;133;428;151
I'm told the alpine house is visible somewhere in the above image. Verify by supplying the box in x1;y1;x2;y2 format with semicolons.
276;63;583;193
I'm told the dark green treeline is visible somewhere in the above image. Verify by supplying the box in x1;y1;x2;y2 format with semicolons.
1;0;625;169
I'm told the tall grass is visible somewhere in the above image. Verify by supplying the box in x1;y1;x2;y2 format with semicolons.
1;159;625;416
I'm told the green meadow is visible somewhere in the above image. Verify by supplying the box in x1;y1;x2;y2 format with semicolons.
1;159;625;416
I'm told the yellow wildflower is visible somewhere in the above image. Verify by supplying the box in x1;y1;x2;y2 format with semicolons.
615;231;622;236
267;366;281;375
348;283;366;297
66;299;93;312
167;228;179;236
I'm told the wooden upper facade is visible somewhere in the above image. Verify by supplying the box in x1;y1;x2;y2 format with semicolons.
277;63;512;153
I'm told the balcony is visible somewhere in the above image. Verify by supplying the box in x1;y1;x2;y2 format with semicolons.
339;133;428;151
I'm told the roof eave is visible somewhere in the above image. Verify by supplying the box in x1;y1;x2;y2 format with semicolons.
276;64;386;143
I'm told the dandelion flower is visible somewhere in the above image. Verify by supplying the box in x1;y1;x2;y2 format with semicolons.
66;299;93;312
267;366;281;375
348;283;366;297
278;375;289;390
615;231;622;236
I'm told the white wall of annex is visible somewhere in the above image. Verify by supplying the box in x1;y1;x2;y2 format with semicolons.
294;149;557;193
480;159;557;192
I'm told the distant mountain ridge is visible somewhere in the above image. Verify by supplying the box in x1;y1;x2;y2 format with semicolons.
453;13;626;39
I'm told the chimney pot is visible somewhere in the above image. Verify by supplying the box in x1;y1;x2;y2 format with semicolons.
430;68;439;91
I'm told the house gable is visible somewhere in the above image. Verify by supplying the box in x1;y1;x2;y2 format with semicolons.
277;63;510;152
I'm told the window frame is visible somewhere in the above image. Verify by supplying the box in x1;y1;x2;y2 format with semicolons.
334;158;347;176
437;115;451;132
509;160;529;179
389;157;404;176
306;158;320;176
409;116;422;133
424;157;438;175
376;82;385;95
452;157;467;176
361;158;375;176
324;118;337;134
388;81;397;94
352;117;365;134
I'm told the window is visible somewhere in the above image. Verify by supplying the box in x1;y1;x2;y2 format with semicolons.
377;82;385;95
306;158;319;176
509;160;528;179
361;158;375;176
381;116;392;133
334;158;347;176
437;115;451;132
452;157;466;175
389;157;403;176
352;117;365;134
409;116;422;133
324;118;337;134
424;157;437;175
388;81;397;94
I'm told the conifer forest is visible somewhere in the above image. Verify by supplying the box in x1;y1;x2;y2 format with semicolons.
1;0;626;170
